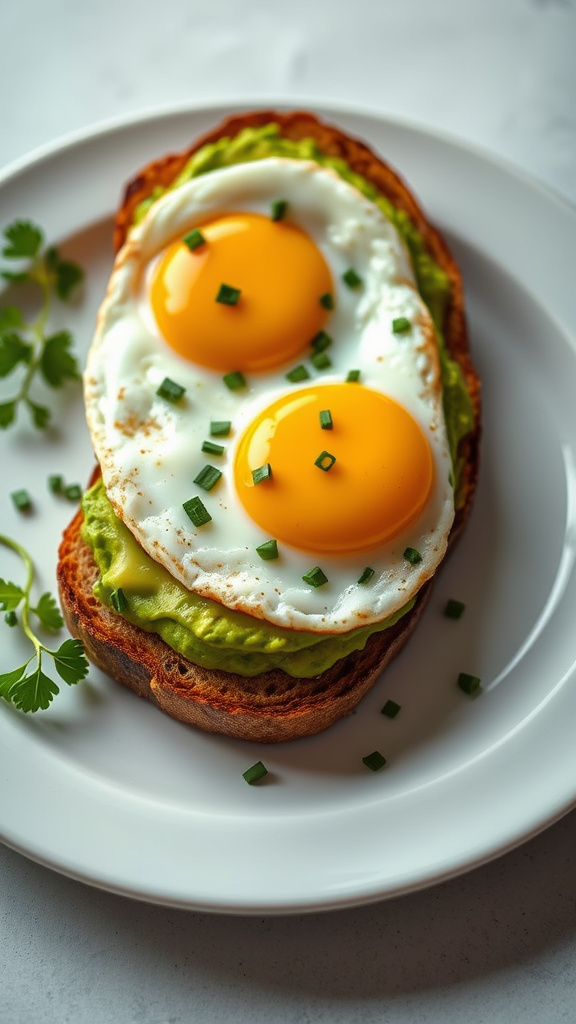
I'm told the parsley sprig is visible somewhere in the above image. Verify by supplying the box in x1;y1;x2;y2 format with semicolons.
0;220;84;430
0;534;88;712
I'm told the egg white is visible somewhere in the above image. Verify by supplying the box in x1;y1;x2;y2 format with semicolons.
84;157;454;633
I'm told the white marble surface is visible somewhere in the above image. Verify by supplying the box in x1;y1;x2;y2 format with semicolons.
2;0;576;1021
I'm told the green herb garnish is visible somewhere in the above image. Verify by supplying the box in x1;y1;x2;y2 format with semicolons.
48;474;64;495
194;465;222;491
11;488;32;512
271;200;288;222
63;483;82;502
314;450;336;472
403;547;422;565
319;409;333;430
381;699;401;719
346;369;360;383
311;350;332;371
201;440;225;457
457;672;481;695
392;316;411;334
156;377;186;403
444;598;466;620
242;760;268;784
0;220;84;430
216;283;241;306
286;364;310;383
0;534;88;712
110;587;128;613
319;293;334;310
252;463;272;485
311;330;332;353
183;228;206;251
342;267;362;289
223;371;246;391
362;751;387;771
255;539;279;561
302;566;328;588
357;566;375;585
210;419;232;437
183;496;212;527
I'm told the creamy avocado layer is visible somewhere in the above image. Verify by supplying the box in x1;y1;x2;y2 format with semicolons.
83;480;414;677
82;124;475;679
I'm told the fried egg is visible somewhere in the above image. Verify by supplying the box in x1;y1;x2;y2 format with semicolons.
85;157;454;633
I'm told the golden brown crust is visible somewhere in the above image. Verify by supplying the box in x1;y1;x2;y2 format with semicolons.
60;109;481;742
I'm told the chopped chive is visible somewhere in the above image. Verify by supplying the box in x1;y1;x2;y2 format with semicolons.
223;371;246;391
183;496;212;527
110;588;128;613
210;419;232;437
445;598;466;620
346;369;361;383
216;283;241;306
201;440;225;457
381;699;401;719
311;350;332;371
342;267;362;289
311;330;332;353
362;751;387;772
252;463;272;485
314;450;336;472
48;474;64;495
457;672;482;695
302;566;328;588
183;228;206;251
156;377;186;403
392;316;411;334
256;538;279;561
271;199;288;222
4;610;17;627
285;364;310;383
404;547;422;565
64;484;82;501
194;465;222;491
319;292;334;310
243;761;268;784
357;566;375;585
319;409;333;430
11;489;32;512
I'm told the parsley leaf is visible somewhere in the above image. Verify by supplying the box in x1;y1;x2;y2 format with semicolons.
0;535;89;712
0;219;84;430
40;330;80;387
3;220;43;259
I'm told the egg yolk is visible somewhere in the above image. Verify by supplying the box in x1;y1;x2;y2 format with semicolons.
234;384;434;554
149;212;333;372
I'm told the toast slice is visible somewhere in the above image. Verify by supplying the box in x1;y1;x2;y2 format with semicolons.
57;109;481;742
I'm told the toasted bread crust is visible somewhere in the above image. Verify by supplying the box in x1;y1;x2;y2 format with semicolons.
59;109;481;742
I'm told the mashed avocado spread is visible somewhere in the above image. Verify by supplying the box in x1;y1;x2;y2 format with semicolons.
82;124;474;679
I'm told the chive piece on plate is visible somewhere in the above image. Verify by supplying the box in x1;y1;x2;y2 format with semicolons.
4;610;17;627
319;292;334;310
302;566;328;588
194;465;222;491
445;598;466;620
183;228;206;252
216;283;241;306
252;463;272;485
243;761;268;784
362;751;387;772
223;371;246;391
210;419;232;437
201;440;225;457
311;350;332;371
311;330;332;353
403;546;422;565
342;267;362;289
48;474;64;495
64;483;82;501
256;539;279;561
286;364;310;383
314;450;336;472
392;316;411;334
271;199;288;222
110;587;128;613
11;489;32;512
156;377;186;403
381;699;401;719
346;369;361;383
357;566;375;585
457;672;482;695
183;496;212;527
319;409;333;430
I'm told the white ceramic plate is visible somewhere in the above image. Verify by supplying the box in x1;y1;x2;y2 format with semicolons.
1;103;576;915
